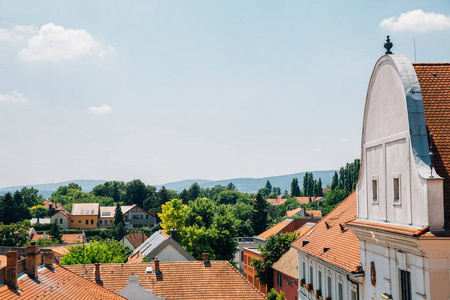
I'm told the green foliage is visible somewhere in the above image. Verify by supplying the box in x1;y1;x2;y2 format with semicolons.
331;171;338;191
68;183;82;191
267;288;286;300
290;178;301;197
265;180;272;194
252;192;269;235
217;190;245;206
251;232;297;287
60;239;132;265
30;205;48;218
111;222;127;241
0;222;29;246
159;198;239;260
20;187;43;208
258;187;270;197
229;202;254;237
48;220;63;243
186;182;202;202
50;185;113;211
0;191;31;225
124;179;147;207
113;203;125;226
226;182;237;191
283;197;299;211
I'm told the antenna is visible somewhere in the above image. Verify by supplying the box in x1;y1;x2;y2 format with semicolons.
414;39;417;63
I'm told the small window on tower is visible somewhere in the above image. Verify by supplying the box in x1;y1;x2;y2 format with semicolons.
393;175;401;205
372;179;378;202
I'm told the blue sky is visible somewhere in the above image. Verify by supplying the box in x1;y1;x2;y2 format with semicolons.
1;1;450;188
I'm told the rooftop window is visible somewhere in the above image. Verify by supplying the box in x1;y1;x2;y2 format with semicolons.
81;210;84;214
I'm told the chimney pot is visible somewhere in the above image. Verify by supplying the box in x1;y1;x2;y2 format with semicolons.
6;251;18;289
94;261;102;285
26;244;39;279
154;257;161;274
44;251;54;271
170;228;178;242
203;253;209;263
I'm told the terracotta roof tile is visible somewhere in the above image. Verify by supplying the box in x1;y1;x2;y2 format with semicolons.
414;63;450;230
256;219;293;240
32;233;84;244
272;248;299;279
291;192;360;273
43;200;64;211
124;232;148;249
64;261;265;300
0;265;125;299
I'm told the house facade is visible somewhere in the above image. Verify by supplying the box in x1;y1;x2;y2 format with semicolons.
50;210;70;229
345;53;450;299
99;205;156;229
69;203;99;229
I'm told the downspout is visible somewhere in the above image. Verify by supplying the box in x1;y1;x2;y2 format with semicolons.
347;275;360;300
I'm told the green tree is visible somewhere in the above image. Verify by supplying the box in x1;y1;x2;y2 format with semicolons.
159;199;188;233
60;239;131;265
226;182;237;191
187;182;202;202
185;198;215;228
251;232;297;287
267;288;286;300
230;202;254;237
283;197;299;211
30;205;48;218
143;185;157;211
111;222;127;241
68;183;82;191
217;190;242;205
0;222;29;246
265;180;272;194
48;220;63;243
315;178;323;197
252;192;268;235
125;179;147;207
210;205;239;261
290;178;301;197
113;203;125;226
180;188;189;204
331;171;338;191
20;187;43;207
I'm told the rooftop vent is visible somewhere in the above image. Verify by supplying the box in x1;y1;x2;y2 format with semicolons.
302;241;309;247
323;247;330;253
339;223;346;232
325;221;330;229
146;267;153;274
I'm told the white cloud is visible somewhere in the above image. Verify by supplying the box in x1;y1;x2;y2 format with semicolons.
18;23;112;62
338;138;349;143
0;25;36;42
380;10;450;32
0;91;29;103
88;104;112;115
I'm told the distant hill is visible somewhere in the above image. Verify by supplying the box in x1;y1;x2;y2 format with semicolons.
0;170;337;199
0;179;106;199
155;170;336;193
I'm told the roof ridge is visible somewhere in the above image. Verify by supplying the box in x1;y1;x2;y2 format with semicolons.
413;62;450;66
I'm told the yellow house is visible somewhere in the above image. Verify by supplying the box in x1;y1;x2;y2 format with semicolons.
69;203;99;230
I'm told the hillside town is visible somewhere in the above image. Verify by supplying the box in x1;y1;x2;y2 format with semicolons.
0;37;449;299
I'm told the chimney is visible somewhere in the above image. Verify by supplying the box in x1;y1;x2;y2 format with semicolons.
43;251;54;271
94;261;102;285
170;228;178;242
6;251;18;289
154;257;161;274
26;241;39;279
203;252;210;267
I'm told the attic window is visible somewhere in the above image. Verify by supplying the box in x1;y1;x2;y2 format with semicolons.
91;210;94;214
81;210;84;214
146;267;153;274
393;174;401;205
372;177;378;203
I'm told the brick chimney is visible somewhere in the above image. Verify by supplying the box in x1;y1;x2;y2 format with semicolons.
154;257;161;274
6;251;18;289
94;262;102;286
26;242;39;279
203;252;209;263
169;228;177;242
43;251;54;271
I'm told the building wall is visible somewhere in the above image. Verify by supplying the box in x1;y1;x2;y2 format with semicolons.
147;243;191;262
69;215;98;229
235;238;265;273
297;252;361;300
124;207;156;228
99;217;114;228
357;55;444;229
243;248;267;295
50;213;69;229
273;269;298;300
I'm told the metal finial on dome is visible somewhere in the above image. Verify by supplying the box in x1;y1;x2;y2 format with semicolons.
384;35;393;54
429;133;434;178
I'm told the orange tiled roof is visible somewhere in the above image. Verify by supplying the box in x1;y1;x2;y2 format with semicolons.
414;63;450;230
256;219;293;240
267;196;286;206
0;264;125;299
64;261;265;300
296;224;314;237
291;192;361;274
0;255;6;268
286;207;302;217
272;248;299;279
124;232;148;248
43;200;64;211
305;210;322;219
32;233;84;244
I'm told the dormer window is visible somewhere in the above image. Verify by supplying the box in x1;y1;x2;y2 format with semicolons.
393;174;401;205
372;176;378;203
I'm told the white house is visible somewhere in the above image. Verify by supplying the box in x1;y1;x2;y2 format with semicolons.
293;39;450;300
50;210;71;229
346;45;450;299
